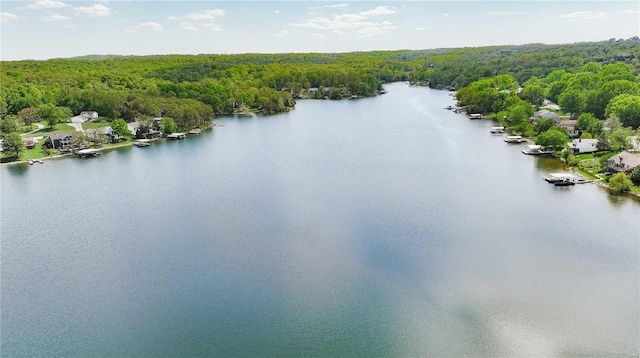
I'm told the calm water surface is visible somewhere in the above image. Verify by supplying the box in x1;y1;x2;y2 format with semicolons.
2;83;639;356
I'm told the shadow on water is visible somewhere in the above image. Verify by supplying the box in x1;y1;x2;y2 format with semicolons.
606;191;638;207
535;156;566;171
5;163;29;177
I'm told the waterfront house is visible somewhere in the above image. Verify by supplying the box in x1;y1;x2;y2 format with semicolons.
607;151;640;173
533;109;560;123
568;138;598;154
44;132;73;149
86;126;124;143
559;120;580;138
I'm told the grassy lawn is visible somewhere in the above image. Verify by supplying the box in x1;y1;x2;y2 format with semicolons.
82;119;111;130
572;167;599;181
37;123;76;136
20;139;50;160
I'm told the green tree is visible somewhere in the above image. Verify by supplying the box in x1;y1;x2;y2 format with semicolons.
630;165;640;186
70;131;88;149
575;113;598;131
605;114;623;133
17;107;41;129
507;103;533;126
2;132;25;159
596;131;611;151
536;128;569;151
521;84;545;106
558;89;585;118
609;128;631;151
161;117;178;135
38;104;71;128
111;118;130;137
609;172;632;193
605;94;640;129
534;117;556;134
0;115;19;135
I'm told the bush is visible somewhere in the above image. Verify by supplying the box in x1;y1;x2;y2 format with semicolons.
609;172;632;193
577;158;602;171
631;165;640;186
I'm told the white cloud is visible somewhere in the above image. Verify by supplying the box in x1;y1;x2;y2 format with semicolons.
44;13;70;21
325;3;347;8
359;6;396;17
311;33;327;38
135;22;163;31
558;11;607;20
416;27;426;31
179;22;198;31
443;13;449;16
166;16;180;20
275;10;280;14
27;0;70;10
275;30;289;37
74;4;110;17
289;5;397;37
183;9;225;21
1;12;24;23
309;6;321;10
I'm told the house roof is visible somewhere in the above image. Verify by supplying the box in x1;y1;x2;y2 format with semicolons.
45;132;73;140
534;109;559;119
608;151;640;168
560;120;577;130
569;138;598;147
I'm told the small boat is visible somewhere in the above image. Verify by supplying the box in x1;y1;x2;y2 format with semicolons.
468;113;484;120
554;179;576;186
36;159;43;164
490;126;505;134
28;159;34;165
504;135;525;143
188;128;202;134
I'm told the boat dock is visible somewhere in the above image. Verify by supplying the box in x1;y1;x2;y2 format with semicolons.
167;133;186;140
504;136;525;143
77;149;100;158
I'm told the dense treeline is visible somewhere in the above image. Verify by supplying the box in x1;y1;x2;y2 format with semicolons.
1;38;639;132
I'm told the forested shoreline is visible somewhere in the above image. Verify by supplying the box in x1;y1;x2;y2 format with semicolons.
1;38;639;163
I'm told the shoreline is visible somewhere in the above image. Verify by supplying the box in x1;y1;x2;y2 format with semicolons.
0;138;162;166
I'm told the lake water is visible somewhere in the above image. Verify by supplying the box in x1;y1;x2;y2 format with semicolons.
2;83;639;356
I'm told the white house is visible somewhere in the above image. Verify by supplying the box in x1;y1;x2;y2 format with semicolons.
568;138;598;154
71;111;99;123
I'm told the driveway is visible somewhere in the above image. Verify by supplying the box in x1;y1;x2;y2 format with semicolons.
68;123;85;132
21;123;45;136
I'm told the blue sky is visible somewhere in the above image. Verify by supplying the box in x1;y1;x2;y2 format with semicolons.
1;1;639;60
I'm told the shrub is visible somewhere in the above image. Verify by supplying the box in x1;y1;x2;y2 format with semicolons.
631;166;640;186
577;158;601;171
